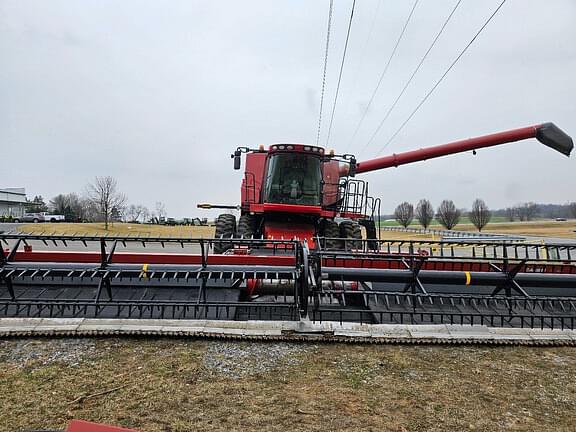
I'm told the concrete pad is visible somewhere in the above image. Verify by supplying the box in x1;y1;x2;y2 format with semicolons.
33;325;81;332
0;326;40;334
408;331;456;339
529;333;573;341
0;318;42;327
334;330;372;338
244;320;285;330
205;320;247;329
445;324;492;334
39;318;84;326
243;328;283;336
203;327;245;335
404;324;450;334
369;325;414;337
159;326;207;334
118;325;164;332
77;324;125;332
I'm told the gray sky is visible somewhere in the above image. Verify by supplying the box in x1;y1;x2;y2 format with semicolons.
1;0;575;217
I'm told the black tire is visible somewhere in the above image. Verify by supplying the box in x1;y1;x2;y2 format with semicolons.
13;218;20;223
323;219;343;249
213;214;236;254
237;214;257;239
340;221;362;250
33;218;39;223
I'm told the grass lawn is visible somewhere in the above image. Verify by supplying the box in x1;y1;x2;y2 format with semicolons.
1;338;575;432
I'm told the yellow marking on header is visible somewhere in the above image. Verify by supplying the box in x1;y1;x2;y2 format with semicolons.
140;263;149;279
465;271;471;286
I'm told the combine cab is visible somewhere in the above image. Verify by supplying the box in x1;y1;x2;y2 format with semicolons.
1;123;576;334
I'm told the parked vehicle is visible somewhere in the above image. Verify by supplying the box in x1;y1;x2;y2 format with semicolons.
13;212;65;223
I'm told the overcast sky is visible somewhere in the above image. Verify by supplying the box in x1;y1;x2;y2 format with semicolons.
1;0;575;217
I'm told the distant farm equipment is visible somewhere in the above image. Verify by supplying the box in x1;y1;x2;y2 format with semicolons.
148;216;209;226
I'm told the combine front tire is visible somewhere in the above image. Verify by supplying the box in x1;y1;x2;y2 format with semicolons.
214;214;236;254
340;221;362;250
237;214;257;239
323;220;343;249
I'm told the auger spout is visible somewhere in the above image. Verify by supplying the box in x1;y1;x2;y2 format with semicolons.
340;123;573;176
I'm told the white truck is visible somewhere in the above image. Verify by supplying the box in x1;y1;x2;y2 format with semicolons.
14;212;66;223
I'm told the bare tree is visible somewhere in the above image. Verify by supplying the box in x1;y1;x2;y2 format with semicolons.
50;192;85;222
505;207;516;222
87;176;127;230
436;200;461;230
394;202;414;228
141;207;151;223
415;199;434;229
570;202;576;219
124;204;147;223
517;202;538;221
155;201;167;221
469;199;492;232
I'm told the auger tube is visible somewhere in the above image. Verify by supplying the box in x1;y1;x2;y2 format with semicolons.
340;123;573;176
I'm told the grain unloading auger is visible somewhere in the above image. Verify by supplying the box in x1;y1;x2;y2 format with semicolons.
1;123;576;339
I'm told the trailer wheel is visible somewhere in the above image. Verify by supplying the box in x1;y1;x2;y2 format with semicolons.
340;221;362;250
213;214;236;254
323;220;343;249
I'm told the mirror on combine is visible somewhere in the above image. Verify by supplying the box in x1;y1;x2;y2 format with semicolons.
232;149;242;170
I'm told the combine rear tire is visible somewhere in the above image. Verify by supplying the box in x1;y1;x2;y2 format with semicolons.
340;221;362;250
323;219;343;249
214;214;236;254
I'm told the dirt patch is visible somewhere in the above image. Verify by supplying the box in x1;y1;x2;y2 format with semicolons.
203;341;315;378
0;338;96;369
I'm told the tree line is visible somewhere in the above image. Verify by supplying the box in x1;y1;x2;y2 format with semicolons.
393;199;492;232
23;176;167;230
393;199;576;231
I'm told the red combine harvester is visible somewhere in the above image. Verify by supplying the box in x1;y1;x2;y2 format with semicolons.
1;123;575;329
203;122;572;250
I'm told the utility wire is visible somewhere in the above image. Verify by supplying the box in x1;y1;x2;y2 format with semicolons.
358;0;462;157
374;0;508;156
316;0;334;146
325;0;356;147
347;0;419;149
342;0;383;124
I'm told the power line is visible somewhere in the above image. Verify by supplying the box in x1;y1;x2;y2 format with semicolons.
375;0;508;156
347;0;419;149
325;0;356;147
341;0;383;125
358;0;462;157
316;0;334;146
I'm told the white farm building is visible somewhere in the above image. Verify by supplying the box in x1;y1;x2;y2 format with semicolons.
0;188;27;218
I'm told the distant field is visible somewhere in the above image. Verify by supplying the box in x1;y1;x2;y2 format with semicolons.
381;220;576;239
16;220;576;240
18;223;214;238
